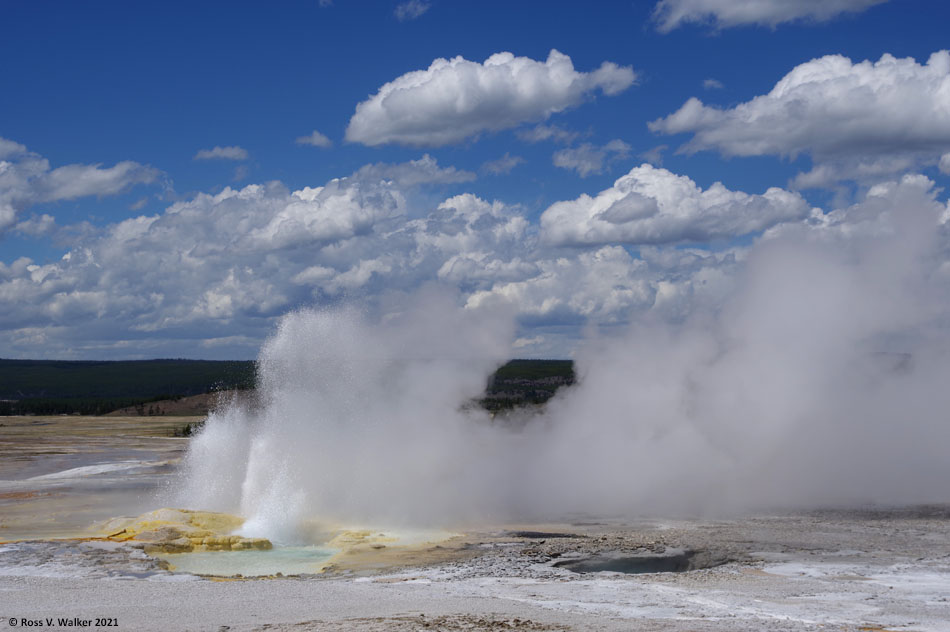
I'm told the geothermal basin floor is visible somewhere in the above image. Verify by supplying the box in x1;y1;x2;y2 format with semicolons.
3;508;949;631
1;416;948;630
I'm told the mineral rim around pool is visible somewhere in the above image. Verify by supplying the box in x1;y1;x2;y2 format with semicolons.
92;507;466;577
100;508;273;553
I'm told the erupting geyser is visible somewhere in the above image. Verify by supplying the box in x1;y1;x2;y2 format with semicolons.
171;178;950;542
170;290;521;540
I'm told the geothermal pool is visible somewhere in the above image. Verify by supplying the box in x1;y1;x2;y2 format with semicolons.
0;415;462;578
157;546;337;576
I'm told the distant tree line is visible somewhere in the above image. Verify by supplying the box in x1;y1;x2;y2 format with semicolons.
0;358;255;399
0;358;574;416
0;358;255;416
480;359;575;413
0;395;182;416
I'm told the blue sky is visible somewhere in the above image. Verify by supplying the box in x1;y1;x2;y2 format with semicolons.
2;0;949;359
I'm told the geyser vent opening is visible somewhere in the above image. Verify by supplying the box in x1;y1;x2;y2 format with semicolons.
553;548;725;574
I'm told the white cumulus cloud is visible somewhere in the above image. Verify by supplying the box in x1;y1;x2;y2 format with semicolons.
295;130;333;148
394;0;430;21
653;0;889;32
466;246;655;324
0;138;28;159
940;153;950;175
553;140;631;177
481;153;525;175
351;154;475;187
0;138;159;235
651;51;950;186
14;213;56;238
516;124;580;145
194;146;249;161
541;164;812;246
345;50;635;147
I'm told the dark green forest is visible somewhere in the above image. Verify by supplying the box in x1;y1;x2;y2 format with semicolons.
0;359;255;416
0;358;574;416
480;359;575;413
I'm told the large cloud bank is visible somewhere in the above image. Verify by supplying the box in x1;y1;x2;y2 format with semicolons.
345;50;635;147
0;150;533;357
3;140;949;362
651;51;950;186
1;150;794;358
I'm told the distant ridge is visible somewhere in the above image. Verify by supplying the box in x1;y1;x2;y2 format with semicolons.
104;390;256;417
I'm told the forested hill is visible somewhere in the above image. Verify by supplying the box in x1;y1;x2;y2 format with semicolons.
0;358;574;416
0;359;255;415
0;358;256;399
481;359;575;412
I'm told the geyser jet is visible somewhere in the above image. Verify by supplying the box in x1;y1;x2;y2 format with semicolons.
170;289;519;540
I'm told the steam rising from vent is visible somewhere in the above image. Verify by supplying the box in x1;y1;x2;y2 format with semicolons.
172;176;950;539
172;289;519;538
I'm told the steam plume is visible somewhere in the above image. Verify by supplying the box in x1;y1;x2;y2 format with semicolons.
171;175;950;538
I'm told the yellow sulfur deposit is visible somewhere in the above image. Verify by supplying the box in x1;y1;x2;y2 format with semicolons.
326;529;398;552
100;508;272;553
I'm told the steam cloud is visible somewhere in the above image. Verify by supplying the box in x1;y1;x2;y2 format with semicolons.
171;176;950;539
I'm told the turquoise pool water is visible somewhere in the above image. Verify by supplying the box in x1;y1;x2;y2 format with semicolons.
159;545;338;577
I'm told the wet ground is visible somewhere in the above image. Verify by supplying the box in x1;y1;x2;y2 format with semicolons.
0;416;948;631
0;415;190;540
